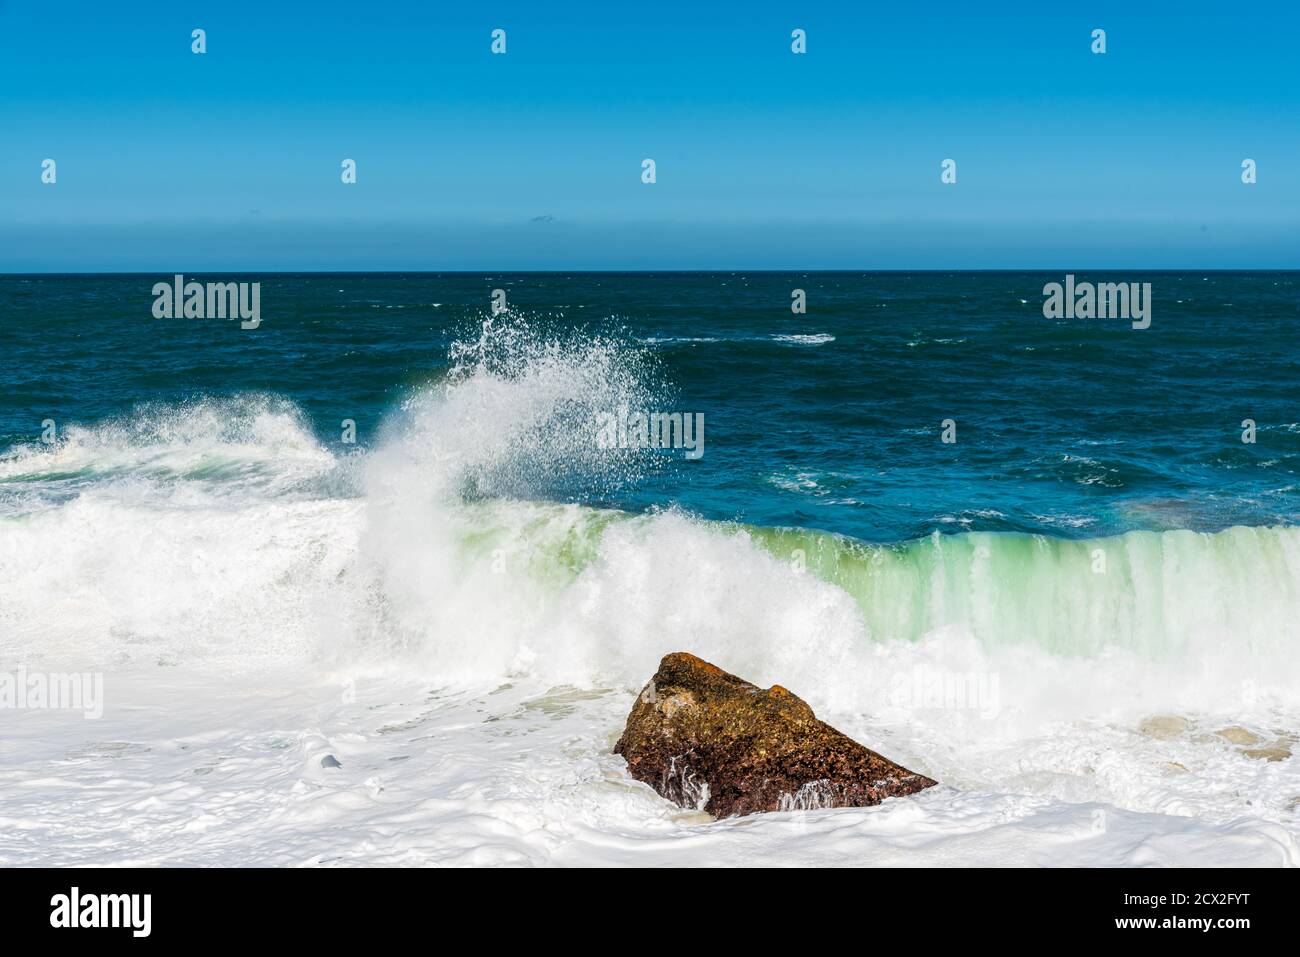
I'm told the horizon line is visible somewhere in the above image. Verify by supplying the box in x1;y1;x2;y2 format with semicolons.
4;267;1299;276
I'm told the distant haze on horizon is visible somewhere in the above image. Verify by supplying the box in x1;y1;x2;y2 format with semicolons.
2;0;1297;270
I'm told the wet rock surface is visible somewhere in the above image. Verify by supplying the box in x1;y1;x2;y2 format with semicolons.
1215;726;1263;746
614;652;937;818
1144;715;1295;763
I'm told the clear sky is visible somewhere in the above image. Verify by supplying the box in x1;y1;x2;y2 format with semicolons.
2;0;1297;270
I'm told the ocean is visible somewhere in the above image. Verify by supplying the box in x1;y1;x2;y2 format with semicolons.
1;271;1298;866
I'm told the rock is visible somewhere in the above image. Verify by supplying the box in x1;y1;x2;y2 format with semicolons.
613;652;936;819
1216;726;1262;746
1242;746;1291;763
1138;715;1191;740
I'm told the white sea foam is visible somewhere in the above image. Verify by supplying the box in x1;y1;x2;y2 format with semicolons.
770;333;835;345
1;320;1298;866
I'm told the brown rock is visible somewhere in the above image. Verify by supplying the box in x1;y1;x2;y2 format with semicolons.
614;652;936;818
1138;714;1191;740
1242;746;1291;762
1216;726;1262;746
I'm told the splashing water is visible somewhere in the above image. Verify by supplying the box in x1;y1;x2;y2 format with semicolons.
1;307;1298;866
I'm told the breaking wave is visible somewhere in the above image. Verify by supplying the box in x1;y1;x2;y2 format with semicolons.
2;316;1297;737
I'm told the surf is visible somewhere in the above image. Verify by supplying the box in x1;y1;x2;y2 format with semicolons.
3;313;1299;868
3;393;1298;725
0;312;1295;729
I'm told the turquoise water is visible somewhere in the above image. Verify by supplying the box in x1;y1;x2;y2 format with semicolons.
4;271;1296;543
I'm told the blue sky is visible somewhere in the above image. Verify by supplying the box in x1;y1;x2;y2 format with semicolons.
1;0;1297;269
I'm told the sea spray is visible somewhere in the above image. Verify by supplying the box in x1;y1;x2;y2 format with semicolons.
2;312;1298;734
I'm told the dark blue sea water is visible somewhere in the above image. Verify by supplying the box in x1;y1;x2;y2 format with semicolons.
3;271;1297;543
